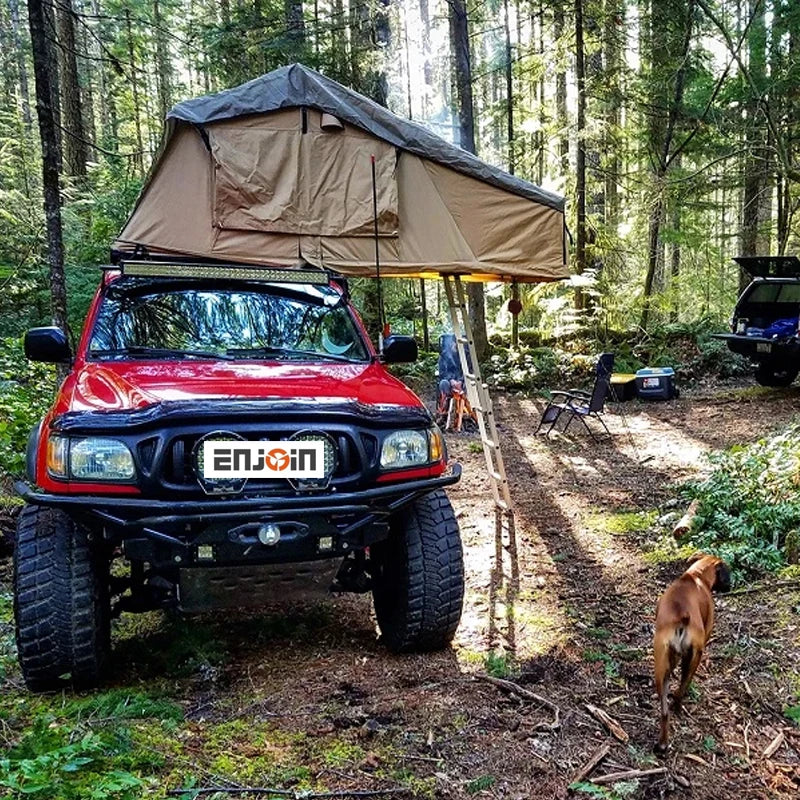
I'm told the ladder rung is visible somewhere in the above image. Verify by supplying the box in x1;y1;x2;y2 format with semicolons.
489;470;504;481
481;438;497;449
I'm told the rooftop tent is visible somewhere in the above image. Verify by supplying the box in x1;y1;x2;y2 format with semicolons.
114;63;568;283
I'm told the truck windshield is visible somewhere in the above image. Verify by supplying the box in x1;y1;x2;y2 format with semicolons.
89;282;369;362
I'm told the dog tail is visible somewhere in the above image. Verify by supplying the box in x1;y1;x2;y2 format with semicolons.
675;613;691;641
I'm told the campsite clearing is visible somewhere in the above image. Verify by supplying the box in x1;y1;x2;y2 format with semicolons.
1;384;800;799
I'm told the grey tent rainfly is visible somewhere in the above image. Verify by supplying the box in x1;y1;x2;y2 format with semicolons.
114;63;568;283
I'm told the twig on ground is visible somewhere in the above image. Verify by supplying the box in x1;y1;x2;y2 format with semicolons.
763;731;785;759
167;788;410;798
726;579;800;597
590;767;667;785
476;674;561;730
571;740;612;784
584;704;629;743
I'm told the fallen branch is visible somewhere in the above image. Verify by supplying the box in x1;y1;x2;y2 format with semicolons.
167;788;410;798
584;704;629;743
571;741;612;784
476;675;558;710
590;767;667;785
726;579;800;597
672;499;699;539
476;674;561;730
763;731;785;759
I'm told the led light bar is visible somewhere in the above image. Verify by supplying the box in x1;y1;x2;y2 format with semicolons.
121;260;330;284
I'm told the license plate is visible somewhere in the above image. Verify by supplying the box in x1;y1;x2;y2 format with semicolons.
757;342;772;353
642;377;660;388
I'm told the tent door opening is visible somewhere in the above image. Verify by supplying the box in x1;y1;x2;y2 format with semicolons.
443;275;512;513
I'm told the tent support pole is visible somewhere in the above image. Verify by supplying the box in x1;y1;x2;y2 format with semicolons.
443;275;513;514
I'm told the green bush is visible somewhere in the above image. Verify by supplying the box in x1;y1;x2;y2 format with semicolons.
682;424;800;582
0;338;57;482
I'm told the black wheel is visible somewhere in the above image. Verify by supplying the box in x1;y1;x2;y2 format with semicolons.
13;505;111;692
371;489;464;652
755;362;798;387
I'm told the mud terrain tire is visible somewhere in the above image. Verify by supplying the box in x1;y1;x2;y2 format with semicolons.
755;362;798;387
372;489;464;652
14;505;110;692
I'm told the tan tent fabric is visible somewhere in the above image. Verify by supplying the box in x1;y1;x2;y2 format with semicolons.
115;67;568;283
210;120;398;237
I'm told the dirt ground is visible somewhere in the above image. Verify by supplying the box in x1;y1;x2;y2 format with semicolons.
2;385;800;799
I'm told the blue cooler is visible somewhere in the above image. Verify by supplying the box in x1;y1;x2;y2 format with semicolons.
635;367;677;400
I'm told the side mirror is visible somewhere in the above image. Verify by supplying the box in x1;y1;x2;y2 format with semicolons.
24;327;72;363
382;334;418;364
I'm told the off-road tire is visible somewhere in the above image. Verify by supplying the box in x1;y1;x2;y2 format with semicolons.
371;489;464;652
13;505;111;692
755;362;798;387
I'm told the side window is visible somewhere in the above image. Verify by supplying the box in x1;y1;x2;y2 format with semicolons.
777;284;800;303
746;284;780;303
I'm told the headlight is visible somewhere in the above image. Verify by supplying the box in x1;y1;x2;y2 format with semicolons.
380;430;431;470
70;438;135;480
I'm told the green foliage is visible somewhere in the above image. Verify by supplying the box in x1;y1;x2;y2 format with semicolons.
682;423;800;581
784;705;800;726
0;338;56;480
465;774;496;794
485;319;747;394
484;650;514;678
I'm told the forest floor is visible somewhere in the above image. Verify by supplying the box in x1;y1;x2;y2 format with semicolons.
2;384;800;799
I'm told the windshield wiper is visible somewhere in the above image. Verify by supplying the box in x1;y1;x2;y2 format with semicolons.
91;346;233;361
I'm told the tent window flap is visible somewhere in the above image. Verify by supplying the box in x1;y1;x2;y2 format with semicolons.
210;126;399;238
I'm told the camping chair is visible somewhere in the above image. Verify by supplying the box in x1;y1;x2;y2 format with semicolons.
536;353;615;439
435;334;478;432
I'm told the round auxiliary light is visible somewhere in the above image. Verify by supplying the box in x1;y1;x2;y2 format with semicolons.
192;430;247;495
287;430;338;491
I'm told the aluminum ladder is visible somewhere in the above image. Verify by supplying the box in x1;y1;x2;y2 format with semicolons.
443;275;513;513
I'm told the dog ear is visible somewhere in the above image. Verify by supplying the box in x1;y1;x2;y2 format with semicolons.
713;561;731;593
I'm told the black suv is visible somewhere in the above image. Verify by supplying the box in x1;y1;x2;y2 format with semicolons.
714;256;800;387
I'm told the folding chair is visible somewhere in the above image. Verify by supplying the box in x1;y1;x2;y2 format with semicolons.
536;353;615;439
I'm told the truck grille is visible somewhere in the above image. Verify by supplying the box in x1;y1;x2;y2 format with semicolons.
161;429;365;491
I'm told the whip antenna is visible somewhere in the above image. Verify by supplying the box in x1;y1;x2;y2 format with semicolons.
371;154;388;350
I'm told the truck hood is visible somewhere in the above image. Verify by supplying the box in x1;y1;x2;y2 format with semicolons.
57;360;422;413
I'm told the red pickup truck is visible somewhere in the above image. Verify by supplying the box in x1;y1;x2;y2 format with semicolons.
14;258;464;691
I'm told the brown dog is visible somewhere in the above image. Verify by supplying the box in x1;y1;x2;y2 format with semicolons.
653;554;730;752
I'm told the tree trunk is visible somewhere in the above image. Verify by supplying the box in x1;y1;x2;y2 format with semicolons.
286;0;305;50
78;2;97;159
503;0;514;174
27;0;71;346
605;1;624;231
420;279;429;350
56;0;87;177
449;0;487;361
9;0;33;129
574;0;587;307
125;8;144;174
153;0;173;121
42;0;62;167
740;0;767;289
641;0;694;330
554;1;569;177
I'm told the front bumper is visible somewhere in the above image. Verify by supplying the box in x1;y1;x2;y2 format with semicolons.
14;465;461;568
